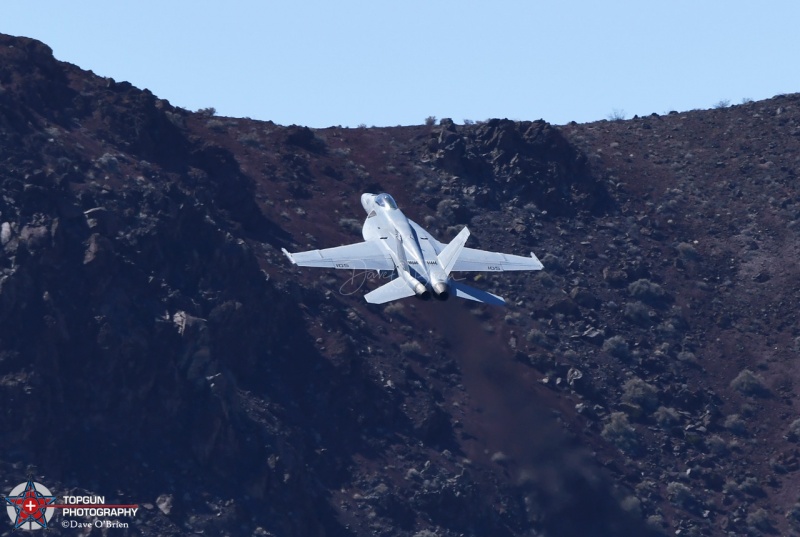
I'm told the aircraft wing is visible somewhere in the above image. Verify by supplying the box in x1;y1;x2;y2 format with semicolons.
282;241;394;271
451;247;544;272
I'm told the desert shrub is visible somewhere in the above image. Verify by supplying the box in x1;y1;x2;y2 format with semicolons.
525;329;552;349
714;99;731;109
722;478;738;496
738;476;763;496
237;131;262;147
656;199;679;215
602;335;630;360
383;302;405;317
540;253;564;273
424;116;437;126
165;111;185;128
769;457;787;474
746;507;772;532
490;451;508;464
415;176;439;194
786;504;800;526
666;481;694;508
622;378;659;412
400;340;422;356
338;218;362;235
346;309;365;329
724;414;748;436
646;514;665;529
97;153;119;171
206;119;226;131
536;272;556;289
787;418;800;441
635;480;657;496
624;301;654;326
707;435;729;455
619;495;642;517
675;242;700;260
608;108;626;121
197;106;216;116
656;320;678;338
730;368;769;397
436;199;459;221
628;278;668;305
602;412;640;454
653;406;680;428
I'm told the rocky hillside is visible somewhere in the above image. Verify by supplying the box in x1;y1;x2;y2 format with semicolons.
1;33;799;536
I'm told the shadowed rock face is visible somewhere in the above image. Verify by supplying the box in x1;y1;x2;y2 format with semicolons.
2;32;800;536
427;118;611;216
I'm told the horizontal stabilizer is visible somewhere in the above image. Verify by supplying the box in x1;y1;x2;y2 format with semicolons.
451;281;506;306
365;279;416;304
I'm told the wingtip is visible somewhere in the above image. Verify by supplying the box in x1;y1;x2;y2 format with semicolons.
281;248;296;264
530;252;544;270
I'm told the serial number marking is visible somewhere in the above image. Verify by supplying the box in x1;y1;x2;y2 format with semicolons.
335;263;350;268
487;265;502;271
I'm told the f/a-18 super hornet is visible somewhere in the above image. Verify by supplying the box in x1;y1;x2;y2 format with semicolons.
282;193;543;306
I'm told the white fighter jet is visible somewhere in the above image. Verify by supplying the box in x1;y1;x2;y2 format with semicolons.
282;193;544;306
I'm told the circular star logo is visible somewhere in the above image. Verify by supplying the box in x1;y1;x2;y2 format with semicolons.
4;480;56;530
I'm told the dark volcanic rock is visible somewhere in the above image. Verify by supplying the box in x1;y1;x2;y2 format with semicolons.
285;125;326;153
4;31;800;537
427;118;612;216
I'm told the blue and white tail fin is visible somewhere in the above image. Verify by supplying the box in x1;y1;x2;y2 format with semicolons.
451;281;506;306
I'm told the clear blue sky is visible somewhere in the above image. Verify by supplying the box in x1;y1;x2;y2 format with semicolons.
4;1;799;127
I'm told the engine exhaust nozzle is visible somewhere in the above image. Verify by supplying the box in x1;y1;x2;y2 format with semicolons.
399;268;430;299
433;281;450;300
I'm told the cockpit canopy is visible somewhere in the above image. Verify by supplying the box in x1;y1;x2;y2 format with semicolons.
374;193;398;210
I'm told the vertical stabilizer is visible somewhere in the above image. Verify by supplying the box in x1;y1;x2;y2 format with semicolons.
437;226;470;275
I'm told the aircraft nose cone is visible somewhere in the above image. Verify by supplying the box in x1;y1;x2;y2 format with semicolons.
361;193;373;212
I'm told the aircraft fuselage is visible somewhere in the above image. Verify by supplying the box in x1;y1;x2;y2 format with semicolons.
283;192;542;306
360;193;450;299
